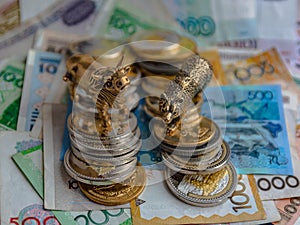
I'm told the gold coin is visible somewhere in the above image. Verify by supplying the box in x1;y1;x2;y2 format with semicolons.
153;116;220;148
79;165;146;206
165;161;237;207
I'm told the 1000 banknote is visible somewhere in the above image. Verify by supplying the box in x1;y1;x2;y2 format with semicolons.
131;170;265;224
201;84;293;175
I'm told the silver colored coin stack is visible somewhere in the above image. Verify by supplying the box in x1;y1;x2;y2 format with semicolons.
64;84;142;187
151;54;238;207
153;112;238;207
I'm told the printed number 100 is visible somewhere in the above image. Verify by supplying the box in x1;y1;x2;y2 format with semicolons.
229;175;252;212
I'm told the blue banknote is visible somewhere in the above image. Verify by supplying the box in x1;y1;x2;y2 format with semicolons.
17;50;63;131
202;84;293;175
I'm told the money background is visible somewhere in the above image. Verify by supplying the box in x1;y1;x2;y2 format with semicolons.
1;0;300;224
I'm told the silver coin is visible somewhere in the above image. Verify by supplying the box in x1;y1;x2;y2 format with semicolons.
68;113;138;141
165;161;237;207
162;141;231;174
70;137;141;159
64;149;137;185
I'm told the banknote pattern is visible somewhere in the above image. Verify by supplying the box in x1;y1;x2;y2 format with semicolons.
131;170;265;224
0;61;25;130
17;50;63;132
12;144;132;225
201;84;293;175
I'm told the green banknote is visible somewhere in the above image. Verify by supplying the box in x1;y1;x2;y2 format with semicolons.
99;0;182;41
12;142;132;225
0;61;25;130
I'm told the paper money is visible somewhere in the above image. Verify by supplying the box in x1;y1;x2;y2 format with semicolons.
0;0;111;60
0;131;43;225
202;84;293;175
131;170;265;224
253;91;300;200
19;0;56;22
231;200;280;225
218;47;261;65
218;38;298;62
34;29;90;54
162;0;257;46
0;60;25;130
273;197;300;225
17;50;63;132
12;143;132;225
99;0;180;41
43;103;129;210
0;0;20;35
257;0;298;40
30;56;68;139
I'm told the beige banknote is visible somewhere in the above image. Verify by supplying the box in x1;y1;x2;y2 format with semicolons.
0;0;112;60
224;48;295;85
131;170;265;225
218;47;261;65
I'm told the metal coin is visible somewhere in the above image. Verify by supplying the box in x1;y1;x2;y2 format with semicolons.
130;29;181;59
68;37;122;57
78;165;146;205
153;116;221;149
68;113;138;141
64;149;137;185
165;161;237;207
162;141;231;174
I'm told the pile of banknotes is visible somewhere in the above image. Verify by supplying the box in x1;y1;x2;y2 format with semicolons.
1;0;300;224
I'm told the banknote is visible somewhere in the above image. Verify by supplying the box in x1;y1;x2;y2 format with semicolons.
30;56;68;139
162;0;257;46
217;38;298;61
230;200;280;225
98;0;181;42
0;60;25;130
0;0;111;60
218;47;261;65
34;29;90;54
223;48;300;104
12;143;132;225
19;0;56;22
253;91;300;200
17;50;63;132
273;197;300;225
43;103;130;210
0;0;20;35
131;170;265;224
257;0;298;40
201;85;293;175
0;131;43;225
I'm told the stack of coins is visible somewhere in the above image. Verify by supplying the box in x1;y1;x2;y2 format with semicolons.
129;29;202;119
63;59;146;206
152;55;238;207
152;109;237;207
